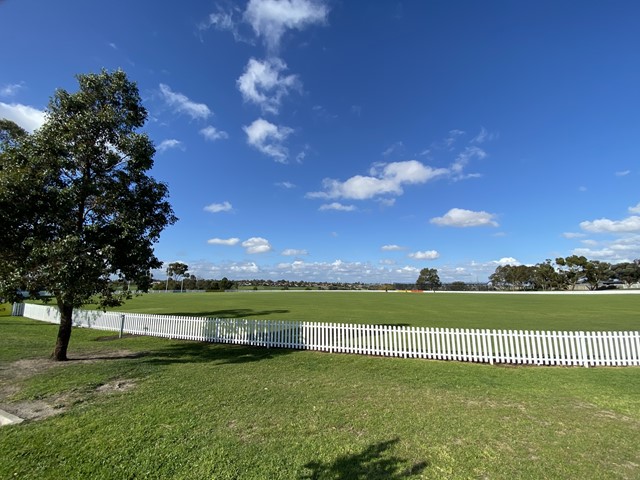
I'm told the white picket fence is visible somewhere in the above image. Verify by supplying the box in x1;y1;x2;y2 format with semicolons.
12;303;640;367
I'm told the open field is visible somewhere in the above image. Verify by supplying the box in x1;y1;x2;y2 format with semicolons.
0;302;12;317
98;291;640;332
1;316;639;479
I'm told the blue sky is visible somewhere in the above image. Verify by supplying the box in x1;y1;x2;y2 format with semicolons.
1;0;639;283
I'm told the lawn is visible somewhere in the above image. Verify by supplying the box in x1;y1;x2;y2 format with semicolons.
101;291;640;331
1;313;639;479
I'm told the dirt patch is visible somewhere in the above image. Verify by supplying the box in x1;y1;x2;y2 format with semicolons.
0;350;140;424
3;399;66;421
95;379;136;394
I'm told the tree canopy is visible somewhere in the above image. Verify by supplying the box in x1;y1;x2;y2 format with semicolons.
416;268;441;291
166;262;189;292
488;257;639;291
0;69;177;360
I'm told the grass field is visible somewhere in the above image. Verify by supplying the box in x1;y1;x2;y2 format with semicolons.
2;293;638;479
0;302;12;317
100;291;640;331
1;315;639;479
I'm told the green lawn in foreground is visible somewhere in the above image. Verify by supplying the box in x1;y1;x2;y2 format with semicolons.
1;316;639;479
99;291;640;331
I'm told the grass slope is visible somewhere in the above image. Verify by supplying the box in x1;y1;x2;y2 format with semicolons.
100;291;640;331
1;316;639;480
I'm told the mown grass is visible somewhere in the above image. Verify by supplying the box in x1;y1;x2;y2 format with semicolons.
1;316;639;480
0;302;12;317
99;291;640;331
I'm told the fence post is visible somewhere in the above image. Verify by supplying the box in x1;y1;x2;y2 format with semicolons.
119;314;126;339
579;331;589;368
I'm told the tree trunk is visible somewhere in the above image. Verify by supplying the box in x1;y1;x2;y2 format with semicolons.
52;300;74;361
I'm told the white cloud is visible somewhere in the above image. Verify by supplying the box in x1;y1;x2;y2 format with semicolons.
444;129;465;148
160;256;537;284
243;0;329;53
242;237;273;254
308;160;448;201
581;239;599;247
204;201;233;213
319;202;356;212
237;57;300;114
408;250;440;260
431;208;499;228
580;216;640;233
381;245;404;251
382;141;404;157
281;248;308;256
492;257;519;266
0;102;46;132
158;83;211;120
567;204;640;262
471;127;497;144
0;83;24;97
273;259;413;283
451;146;486;178
396;266;420;275
295;144;310;164
275;181;296;189
200;8;250;43
277;259;306;269
157;139;183;153
207;237;240;246
572;235;640;263
200;125;228;141
243;118;293;162
230;262;260;273
615;170;631;177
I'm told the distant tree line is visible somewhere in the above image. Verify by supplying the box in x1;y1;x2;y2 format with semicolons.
134;257;640;294
488;256;640;291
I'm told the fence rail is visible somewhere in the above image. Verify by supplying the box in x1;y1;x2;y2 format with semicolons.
12;303;640;367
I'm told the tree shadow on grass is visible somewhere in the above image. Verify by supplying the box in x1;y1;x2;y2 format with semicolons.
168;309;290;319
66;341;293;368
137;341;295;367
301;438;428;480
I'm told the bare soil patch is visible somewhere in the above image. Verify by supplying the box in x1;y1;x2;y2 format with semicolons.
95;379;137;394
0;350;139;423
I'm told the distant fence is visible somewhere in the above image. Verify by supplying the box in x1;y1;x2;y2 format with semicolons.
12;303;640;367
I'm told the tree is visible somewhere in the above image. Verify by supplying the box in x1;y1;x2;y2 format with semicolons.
219;277;235;291
555;255;589;290
489;265;509;290
583;260;612;290
448;281;467;291
166;262;189;292
0;119;27;149
0;69;177;360
488;264;534;291
611;261;640;288
416;268;441;291
532;260;565;291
